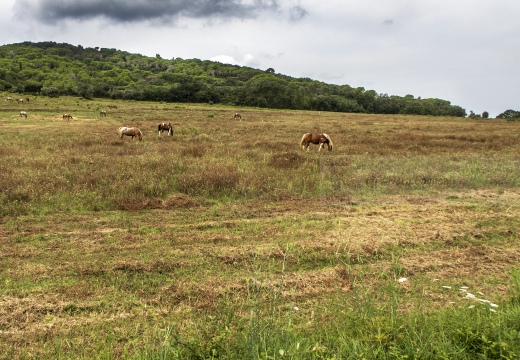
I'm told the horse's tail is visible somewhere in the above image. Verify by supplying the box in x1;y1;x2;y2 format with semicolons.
300;133;308;149
322;133;333;151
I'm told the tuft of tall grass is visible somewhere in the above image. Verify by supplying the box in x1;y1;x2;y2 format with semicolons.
319;154;520;197
140;268;520;359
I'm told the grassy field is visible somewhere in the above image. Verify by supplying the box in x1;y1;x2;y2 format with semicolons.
1;95;520;359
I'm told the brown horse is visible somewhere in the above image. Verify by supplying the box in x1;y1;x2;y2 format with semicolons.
17;98;24;104
158;122;173;136
20;111;27;118
118;127;143;141
234;112;242;119
63;114;73;120
108;105;118;109
300;133;333;152
100;110;107;116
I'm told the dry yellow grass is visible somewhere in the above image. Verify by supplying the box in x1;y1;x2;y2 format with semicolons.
1;97;519;358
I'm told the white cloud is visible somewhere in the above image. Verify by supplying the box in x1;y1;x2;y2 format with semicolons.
210;53;259;68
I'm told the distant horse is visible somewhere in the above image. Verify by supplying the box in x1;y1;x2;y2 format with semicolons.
118;127;143;141
63;114;73;120
20;111;27;118
17;98;24;104
158;122;173;136
25;98;30;103
108;105;118;109
300;133;333;152
234;113;242;119
100;110;107;116
6;97;12;102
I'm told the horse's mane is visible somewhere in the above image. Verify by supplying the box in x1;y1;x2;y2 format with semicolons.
322;133;333;150
322;133;332;145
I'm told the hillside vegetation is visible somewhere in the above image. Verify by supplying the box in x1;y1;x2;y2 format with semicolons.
1;97;520;358
0;41;468;116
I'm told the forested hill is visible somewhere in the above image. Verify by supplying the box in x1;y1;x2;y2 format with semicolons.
0;41;466;116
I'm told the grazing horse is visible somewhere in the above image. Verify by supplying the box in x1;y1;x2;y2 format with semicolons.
17;98;24;104
118;127;143;141
108;105;118;109
63;114;73;120
234;112;242;119
158;122;173;136
6;97;13;102
25;98;30;103
300;133;333;152
100;110;107;116
20;111;27;118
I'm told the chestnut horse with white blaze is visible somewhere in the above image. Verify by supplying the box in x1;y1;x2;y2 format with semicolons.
158;122;173;136
118;127;143;141
300;133;333;152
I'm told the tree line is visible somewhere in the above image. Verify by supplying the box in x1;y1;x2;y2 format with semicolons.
0;41;470;117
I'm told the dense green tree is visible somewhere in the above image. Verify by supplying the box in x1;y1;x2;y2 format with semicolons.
496;109;520;119
0;41;469;117
40;86;60;97
242;74;288;108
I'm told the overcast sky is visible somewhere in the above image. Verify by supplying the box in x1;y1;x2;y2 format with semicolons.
1;0;519;117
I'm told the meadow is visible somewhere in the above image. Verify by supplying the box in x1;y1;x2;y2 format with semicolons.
1;96;520;359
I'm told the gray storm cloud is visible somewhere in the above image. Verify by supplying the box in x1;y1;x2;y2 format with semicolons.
15;0;293;23
289;5;307;21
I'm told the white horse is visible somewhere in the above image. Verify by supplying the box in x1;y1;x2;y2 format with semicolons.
20;111;27;118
